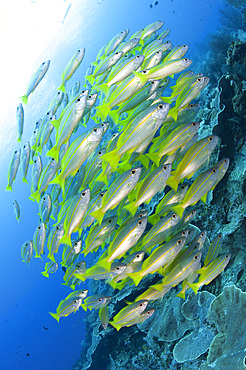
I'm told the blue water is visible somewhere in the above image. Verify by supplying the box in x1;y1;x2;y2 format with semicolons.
0;0;230;369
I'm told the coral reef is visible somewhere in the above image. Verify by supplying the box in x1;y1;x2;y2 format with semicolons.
200;285;246;369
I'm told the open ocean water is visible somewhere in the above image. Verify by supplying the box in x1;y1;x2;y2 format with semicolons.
0;0;245;369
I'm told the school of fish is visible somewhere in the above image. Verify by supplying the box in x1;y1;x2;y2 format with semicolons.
7;20;230;331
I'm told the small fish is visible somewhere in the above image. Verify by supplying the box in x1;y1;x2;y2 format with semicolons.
12;200;20;222
128;236;186;286
21;240;33;264
109;300;148;331
30;158;58;203
41;261;58;278
99;306;109;330
188;253;231;294
33;222;46;258
47;223;64;262
204;233;223;267
20;60;50;104
58;49;85;92
6;149;21;191
16;103;24;142
81;295;111;312
91;167;142;224
39;193;52;224
49;297;82;322
74;262;126;281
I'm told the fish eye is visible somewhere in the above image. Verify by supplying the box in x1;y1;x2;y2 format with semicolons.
26;242;28;246
100;192;104;197
158;104;163;109
82;192;86;196
162;165;167;170
225;254;229;259
139;214;143;217
42;62;45;65
197;78;201;82
88;95;92;99
224;159;227;163
156;51;160;54
56;226;60;230
74;242;77;246
212;168;216;174
183;58;188;61
192;122;197;126
98;298;103;301
94;128;98;132
172;214;176;219
136;55;140;58
188;230;191;234
138;220;142;225
131;169;136;175
77;264;81;268
194;255;198;260
139;303;143;307
58;91;60;94
98;151;102;155
108;219;112;223
142;70;147;74
182;231;186;236
116;266;120;270
115;52;119;55
78;50;81;52
136;254;140;258
73;299;78;303
113;134;116;137
177;240;182;244
181;185;185;189
191;211;195;215
150;81;155;85
38;226;41;230
101;123;105;126
51;158;55;161
14;150;17;154
219;233;222;238
77;98;81;102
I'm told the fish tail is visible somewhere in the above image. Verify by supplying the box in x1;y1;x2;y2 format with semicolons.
46;145;59;163
49;312;60;322
127;272;142;286
29;190;40;203
170;204;184;220
117;160;131;172
49;173;65;193
17;136;22;143
47;252;56;263
90;208;105;225
187;282;200;295
57;83;66;93
165;176;179;192
96;258;112;271
176;290;186;300
5;184;12;191
41;271;49;278
59;234;72;247
20;95;28;105
95;171;108;186
109;109;120;125
149;283;164;292
81;304;88;312
95;82;109;96
22;177;28;184
137;154;150;169
123;202;138;217
86;75;95;86
73;273;86;282
146;152;161;167
95;104;111;121
168;107;178;121
109;321;122;331
148;214;159;225
132;71;148;85
101;149;121;172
